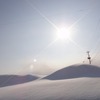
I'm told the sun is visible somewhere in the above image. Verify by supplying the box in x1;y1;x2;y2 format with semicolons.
57;27;71;40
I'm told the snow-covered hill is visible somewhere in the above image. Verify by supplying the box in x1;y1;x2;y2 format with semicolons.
44;64;100;80
0;64;100;100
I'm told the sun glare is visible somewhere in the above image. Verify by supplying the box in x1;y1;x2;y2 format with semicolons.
57;27;71;41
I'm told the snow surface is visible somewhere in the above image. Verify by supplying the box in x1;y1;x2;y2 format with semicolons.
0;64;100;100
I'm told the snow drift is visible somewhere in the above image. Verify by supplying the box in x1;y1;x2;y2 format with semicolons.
44;64;100;80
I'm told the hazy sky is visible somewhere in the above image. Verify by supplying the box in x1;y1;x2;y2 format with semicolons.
0;0;100;74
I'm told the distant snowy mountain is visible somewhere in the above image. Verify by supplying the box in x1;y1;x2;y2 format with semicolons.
0;74;38;87
44;64;100;80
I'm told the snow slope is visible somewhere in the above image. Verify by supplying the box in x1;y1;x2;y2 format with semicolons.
0;64;100;100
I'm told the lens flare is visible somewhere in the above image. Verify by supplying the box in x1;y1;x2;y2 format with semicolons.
33;59;37;62
30;64;34;70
